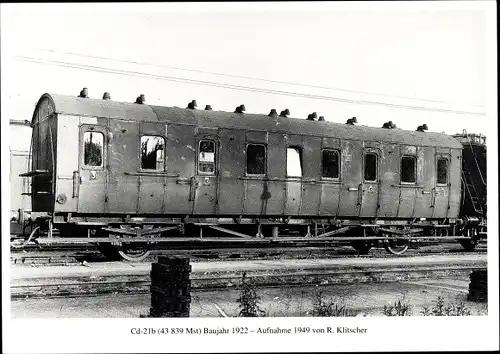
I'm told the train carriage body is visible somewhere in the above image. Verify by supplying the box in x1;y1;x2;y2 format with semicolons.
26;93;463;223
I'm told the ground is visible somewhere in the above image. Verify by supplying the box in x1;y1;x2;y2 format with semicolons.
10;276;487;318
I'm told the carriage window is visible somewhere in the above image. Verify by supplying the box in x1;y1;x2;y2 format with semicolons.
22;177;31;195
141;136;165;170
287;147;303;177
83;131;103;167
401;156;416;183
246;144;266;175
198;140;216;174
437;158;448;184
322;149;340;178
364;153;377;181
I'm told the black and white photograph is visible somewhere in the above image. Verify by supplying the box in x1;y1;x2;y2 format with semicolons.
1;1;498;353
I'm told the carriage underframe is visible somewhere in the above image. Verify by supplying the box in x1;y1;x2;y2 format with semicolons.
17;212;486;261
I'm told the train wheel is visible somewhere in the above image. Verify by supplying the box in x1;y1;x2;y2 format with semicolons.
97;243;121;261
117;243;151;262
383;239;409;255
459;239;478;251
97;242;151;262
350;241;372;255
459;227;479;251
116;225;155;262
382;227;409;255
437;228;449;237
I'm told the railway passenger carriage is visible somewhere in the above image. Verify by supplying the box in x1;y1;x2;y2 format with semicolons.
18;92;485;260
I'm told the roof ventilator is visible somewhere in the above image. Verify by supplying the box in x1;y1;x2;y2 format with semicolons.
235;104;246;113
345;117;357;125
416;124;428;132
78;87;89;98
306;112;318;121
382;121;397;129
135;94;146;104
279;109;290;117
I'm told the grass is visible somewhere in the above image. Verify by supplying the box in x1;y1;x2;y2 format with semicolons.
421;296;472;316
383;299;412;316
311;290;358;317
232;274;477;317
236;272;265;317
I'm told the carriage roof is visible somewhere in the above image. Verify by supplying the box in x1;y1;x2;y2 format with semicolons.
34;93;462;149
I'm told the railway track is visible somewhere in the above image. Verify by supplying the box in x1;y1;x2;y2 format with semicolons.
10;238;487;266
10;254;487;299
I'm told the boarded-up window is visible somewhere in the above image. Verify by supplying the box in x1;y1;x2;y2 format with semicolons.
246;144;266;175
84;131;103;167
437;158;448;184
401;156;416;183
364;153;377;181
287;147;302;177
198;140;216;174
322;149;340;178
141;136;165;170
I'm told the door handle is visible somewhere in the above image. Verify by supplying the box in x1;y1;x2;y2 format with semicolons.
348;187;359;191
430;188;436;207
72;171;80;197
176;178;191;185
188;176;198;201
357;183;363;206
422;191;431;194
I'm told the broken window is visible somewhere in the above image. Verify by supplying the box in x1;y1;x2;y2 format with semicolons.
141;136;165;170
401;156;416;183
83;131;103;167
198;140;216;174
364;153;377;181
287;147;303;177
246;144;266;175
322;149;340;179
437;158;448;184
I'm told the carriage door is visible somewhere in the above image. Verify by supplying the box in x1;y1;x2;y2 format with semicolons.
338;140;363;216
78;125;107;213
192;131;218;215
359;149;380;217
432;153;451;218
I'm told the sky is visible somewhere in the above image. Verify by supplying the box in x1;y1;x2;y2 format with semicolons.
1;1;496;151
1;2;498;353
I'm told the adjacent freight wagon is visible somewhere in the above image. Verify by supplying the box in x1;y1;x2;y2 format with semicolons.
10;120;32;235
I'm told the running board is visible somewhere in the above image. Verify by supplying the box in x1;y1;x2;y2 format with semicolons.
29;235;482;246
